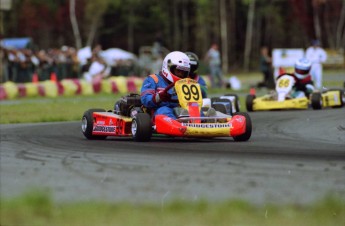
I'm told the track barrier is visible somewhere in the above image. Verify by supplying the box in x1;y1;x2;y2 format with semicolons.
0;76;142;100
0;75;210;100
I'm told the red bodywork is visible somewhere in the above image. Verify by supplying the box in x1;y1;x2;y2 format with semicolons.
90;107;248;138
91;112;132;137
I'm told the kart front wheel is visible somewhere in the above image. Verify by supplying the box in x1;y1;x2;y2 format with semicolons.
311;92;322;110
246;95;255;112
233;112;252;142
82;109;107;140
132;113;152;142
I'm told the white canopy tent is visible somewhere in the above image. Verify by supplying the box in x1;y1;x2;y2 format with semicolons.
99;48;137;66
77;47;137;66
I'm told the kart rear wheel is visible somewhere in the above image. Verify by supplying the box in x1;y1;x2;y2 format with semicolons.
233;112;252;142
132;113;152;142
245;95;255;112
311;92;322;110
82;109;107;140
225;93;240;112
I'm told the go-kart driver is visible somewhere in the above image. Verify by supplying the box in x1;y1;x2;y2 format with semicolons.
140;51;191;120
185;51;208;98
276;58;315;98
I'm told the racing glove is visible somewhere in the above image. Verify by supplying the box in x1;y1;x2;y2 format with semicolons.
306;84;315;92
154;90;171;103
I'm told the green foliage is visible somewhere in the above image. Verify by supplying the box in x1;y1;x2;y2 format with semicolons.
85;0;109;17
5;0;345;61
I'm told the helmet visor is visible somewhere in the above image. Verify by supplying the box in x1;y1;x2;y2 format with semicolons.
171;65;190;78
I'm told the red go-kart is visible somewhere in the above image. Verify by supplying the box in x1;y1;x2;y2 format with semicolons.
81;78;252;142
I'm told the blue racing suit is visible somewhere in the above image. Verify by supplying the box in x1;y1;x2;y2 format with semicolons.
141;73;179;119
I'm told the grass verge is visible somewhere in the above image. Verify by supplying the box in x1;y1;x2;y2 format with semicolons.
1;190;345;226
0;94;120;124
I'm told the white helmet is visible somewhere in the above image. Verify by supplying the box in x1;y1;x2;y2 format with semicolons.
161;51;190;83
294;58;312;79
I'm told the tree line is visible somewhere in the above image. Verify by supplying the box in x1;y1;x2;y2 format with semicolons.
2;0;345;72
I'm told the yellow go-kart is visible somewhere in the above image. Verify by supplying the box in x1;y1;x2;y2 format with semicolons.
246;74;344;111
309;89;344;110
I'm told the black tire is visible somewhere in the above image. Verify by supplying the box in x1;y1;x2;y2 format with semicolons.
233;112;252;142
81;109;107;140
245;95;255;112
132;113;152;142
225;93;240;112
311;92;322;110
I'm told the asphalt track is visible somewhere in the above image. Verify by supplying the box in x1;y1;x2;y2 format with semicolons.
1;108;344;205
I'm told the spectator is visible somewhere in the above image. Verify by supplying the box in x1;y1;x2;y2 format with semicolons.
68;47;81;78
17;49;34;83
204;43;223;88
83;54;111;83
37;50;53;81
150;52;163;76
258;46;275;89
7;49;20;82
305;39;327;90
1;44;142;83
92;44;103;57
1;47;9;82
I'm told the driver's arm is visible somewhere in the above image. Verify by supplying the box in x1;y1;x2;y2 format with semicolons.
140;77;159;108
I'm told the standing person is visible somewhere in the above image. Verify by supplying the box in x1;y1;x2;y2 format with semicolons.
140;51;191;120
83;54;110;83
305;39;327;90
185;51;208;98
204;43;223;88
258;46;275;89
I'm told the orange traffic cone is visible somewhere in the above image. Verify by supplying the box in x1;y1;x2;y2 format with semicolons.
50;72;57;82
278;67;286;75
32;73;39;83
250;86;256;96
